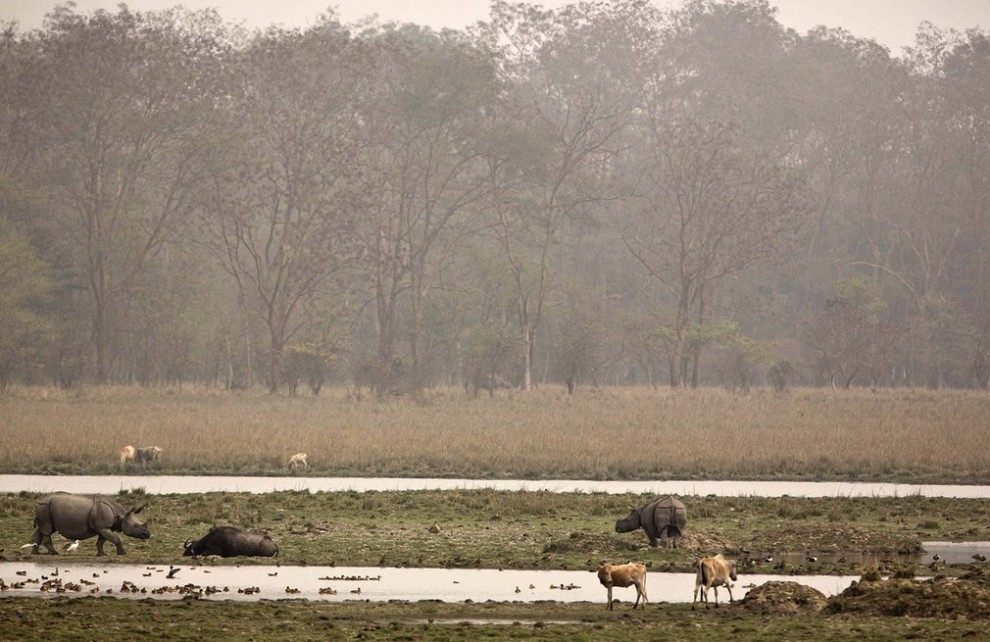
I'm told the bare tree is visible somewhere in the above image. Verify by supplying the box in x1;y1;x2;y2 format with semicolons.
620;117;807;387
802;279;904;388
355;28;495;393
21;6;232;383
480;0;652;390
200;20;364;392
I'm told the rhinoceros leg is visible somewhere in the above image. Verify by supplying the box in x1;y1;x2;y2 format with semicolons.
33;529;58;555
39;537;57;555
96;528;125;556
30;526;42;554
31;509;58;554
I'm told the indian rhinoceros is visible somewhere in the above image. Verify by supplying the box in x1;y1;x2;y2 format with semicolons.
32;492;149;556
183;526;279;558
615;495;687;548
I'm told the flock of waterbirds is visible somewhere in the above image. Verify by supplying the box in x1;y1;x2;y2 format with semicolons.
0;559;388;598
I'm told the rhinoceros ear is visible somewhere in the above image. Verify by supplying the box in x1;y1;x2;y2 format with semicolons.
132;505;146;514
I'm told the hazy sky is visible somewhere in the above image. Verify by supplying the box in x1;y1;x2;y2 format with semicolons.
3;0;987;53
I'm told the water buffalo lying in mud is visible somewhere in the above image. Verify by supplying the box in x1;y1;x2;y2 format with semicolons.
615;495;687;548
32;492;150;556
183;527;279;558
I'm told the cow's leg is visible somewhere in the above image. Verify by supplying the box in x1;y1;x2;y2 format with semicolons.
634;578;647;609
713;586;720;607
97;529;125;555
726;584;734;603
606;586;613;610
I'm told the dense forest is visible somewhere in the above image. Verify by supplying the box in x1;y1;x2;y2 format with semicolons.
1;0;988;394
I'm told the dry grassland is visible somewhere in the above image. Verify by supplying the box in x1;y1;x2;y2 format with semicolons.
1;385;988;482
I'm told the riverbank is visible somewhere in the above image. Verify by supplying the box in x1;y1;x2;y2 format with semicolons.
1;596;987;641
2;490;987;577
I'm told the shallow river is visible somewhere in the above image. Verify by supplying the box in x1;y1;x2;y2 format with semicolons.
0;560;861;604
2;475;989;498
5;540;990;604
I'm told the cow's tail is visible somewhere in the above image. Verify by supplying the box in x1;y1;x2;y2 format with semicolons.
700;559;711;588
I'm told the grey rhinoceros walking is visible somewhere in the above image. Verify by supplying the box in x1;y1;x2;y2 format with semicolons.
32;492;150;556
615;495;687;548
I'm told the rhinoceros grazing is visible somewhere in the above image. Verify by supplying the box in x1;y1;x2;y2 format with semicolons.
32;493;149;556
615;495;687;548
183;526;278;558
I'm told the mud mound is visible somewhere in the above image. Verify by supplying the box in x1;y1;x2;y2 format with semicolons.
960;565;990;587
740;581;828;614
761;524;917;553
827;577;990;619
680;531;735;553
543;532;627;554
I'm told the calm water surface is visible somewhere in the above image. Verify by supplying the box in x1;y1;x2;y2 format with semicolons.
2;475;989;498
0;560;861;604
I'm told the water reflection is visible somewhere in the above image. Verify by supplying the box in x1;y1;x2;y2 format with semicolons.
0;561;861;604
2;475;988;498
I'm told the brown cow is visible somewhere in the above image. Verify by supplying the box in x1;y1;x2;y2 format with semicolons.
693;553;737;609
597;561;648;610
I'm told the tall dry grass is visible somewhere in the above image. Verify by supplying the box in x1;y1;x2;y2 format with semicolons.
1;385;988;482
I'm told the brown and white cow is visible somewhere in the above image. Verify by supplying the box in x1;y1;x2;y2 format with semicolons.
287;452;308;470
597;561;648;610
693;553;737;609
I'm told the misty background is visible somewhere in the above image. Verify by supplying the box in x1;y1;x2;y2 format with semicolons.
1;0;989;395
